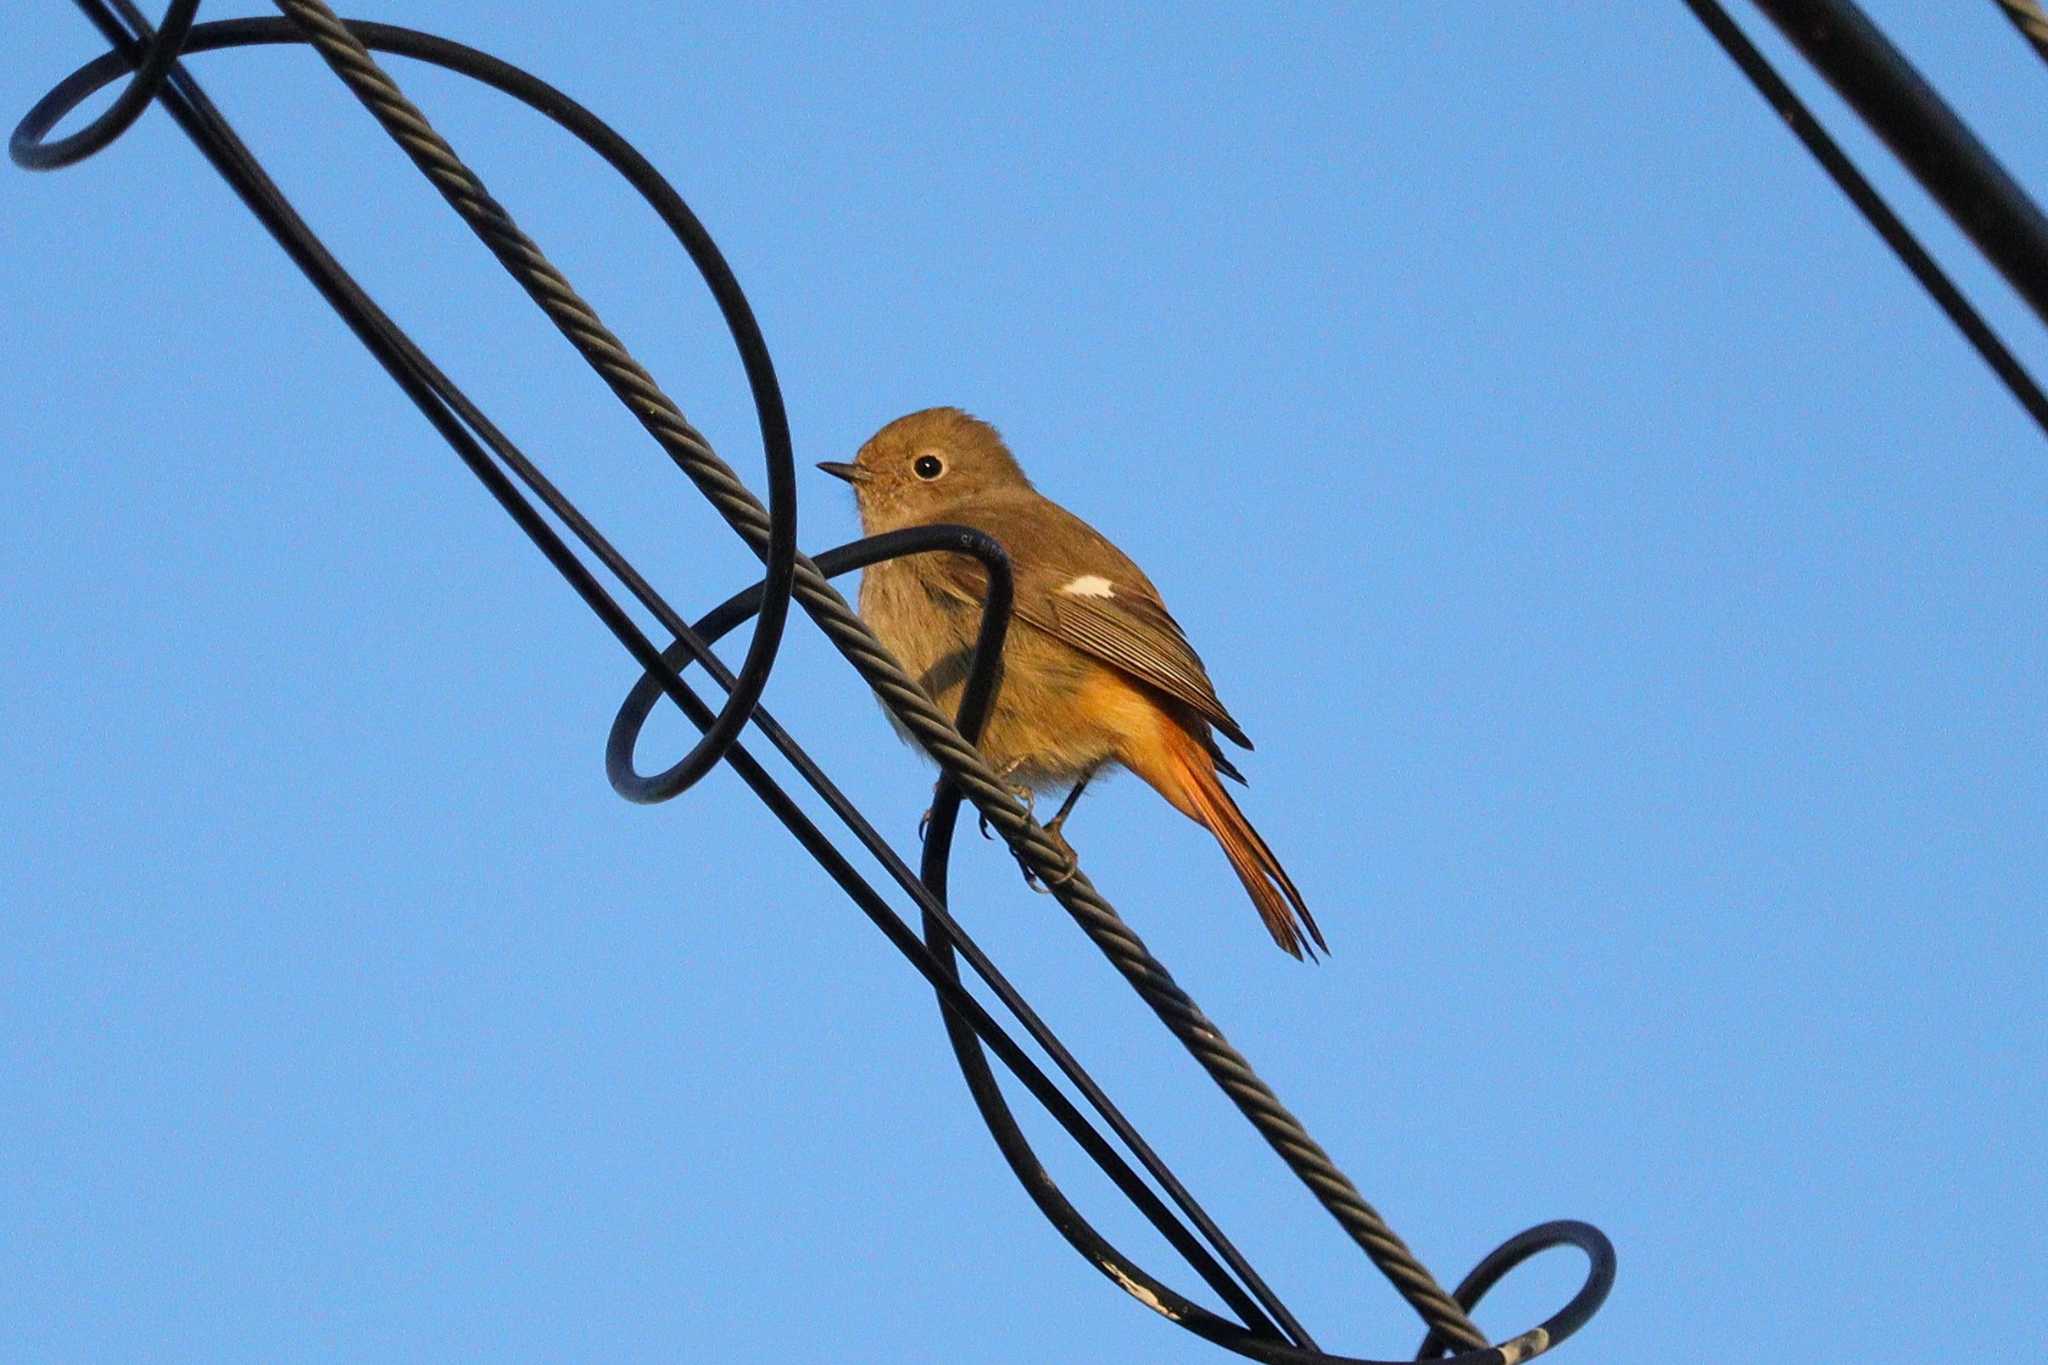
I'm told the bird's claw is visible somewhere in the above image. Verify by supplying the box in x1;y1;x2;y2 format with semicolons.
1019;825;1078;894
923;804;999;843
925;778;1031;845
984;780;1032;841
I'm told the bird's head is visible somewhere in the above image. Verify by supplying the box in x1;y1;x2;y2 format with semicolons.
820;406;1032;534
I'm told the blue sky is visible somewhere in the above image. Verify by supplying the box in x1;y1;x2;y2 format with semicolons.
5;4;2043;1361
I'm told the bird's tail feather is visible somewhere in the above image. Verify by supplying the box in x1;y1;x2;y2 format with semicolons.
1155;724;1326;960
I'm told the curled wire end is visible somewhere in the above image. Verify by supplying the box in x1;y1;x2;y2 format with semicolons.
1414;1220;1615;1364
15;7;806;805
11;0;199;170
18;8;1617;1357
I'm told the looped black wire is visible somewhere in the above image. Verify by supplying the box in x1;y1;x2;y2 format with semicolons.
609;527;1007;804
10;0;196;168
916;758;1617;1363
612;532;1615;1365
17;6;1615;1360
1414;1222;1615;1364
612;527;1304;1348
9;12;804;801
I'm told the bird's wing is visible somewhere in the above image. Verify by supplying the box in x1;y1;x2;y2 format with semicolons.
1040;584;1252;750
927;496;1254;751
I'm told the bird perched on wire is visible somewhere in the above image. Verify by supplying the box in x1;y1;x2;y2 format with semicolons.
820;407;1325;960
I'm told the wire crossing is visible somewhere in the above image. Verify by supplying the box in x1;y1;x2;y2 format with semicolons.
12;3;1627;1359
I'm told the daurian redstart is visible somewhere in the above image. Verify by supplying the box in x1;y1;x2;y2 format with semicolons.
821;407;1324;960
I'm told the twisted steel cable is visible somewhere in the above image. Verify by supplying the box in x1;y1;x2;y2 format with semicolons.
12;5;1625;1359
260;0;1495;1347
1994;0;2048;66
17;12;1311;1343
19;13;1332;1354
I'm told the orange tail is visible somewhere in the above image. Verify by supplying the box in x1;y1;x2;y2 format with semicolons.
1128;718;1327;960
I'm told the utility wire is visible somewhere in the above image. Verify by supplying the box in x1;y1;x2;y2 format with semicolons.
28;5;1312;1349
1683;0;2048;437
12;5;1623;1360
261;0;1498;1348
17;0;1304;1348
1751;0;2048;326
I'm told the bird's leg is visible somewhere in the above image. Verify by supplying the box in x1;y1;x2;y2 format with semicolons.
1021;766;1096;894
981;760;1034;840
1043;768;1096;842
978;758;1074;892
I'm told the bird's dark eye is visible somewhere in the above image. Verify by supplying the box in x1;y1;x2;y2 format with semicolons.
913;454;945;480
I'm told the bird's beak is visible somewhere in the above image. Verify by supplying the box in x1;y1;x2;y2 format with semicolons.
816;460;868;485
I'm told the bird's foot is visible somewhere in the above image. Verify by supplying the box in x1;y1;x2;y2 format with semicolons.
925;776;1034;844
979;777;1033;840
920;786;973;844
1019;823;1078;894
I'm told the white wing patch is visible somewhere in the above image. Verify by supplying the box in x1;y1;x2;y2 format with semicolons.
1058;574;1115;599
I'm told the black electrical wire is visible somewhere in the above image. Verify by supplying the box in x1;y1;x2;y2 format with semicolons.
19;9;1302;1345
611;530;1313;1352
613;536;1616;1365
12;1;800;801
11;0;194;167
17;11;1315;1348
13;6;1618;1360
22;9;1324;1343
1751;0;2048;326
250;0;1503;1348
1681;0;2048;437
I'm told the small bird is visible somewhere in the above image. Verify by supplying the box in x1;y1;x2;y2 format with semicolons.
820;407;1325;960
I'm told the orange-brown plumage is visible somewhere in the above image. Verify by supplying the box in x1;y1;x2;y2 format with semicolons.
1100;673;1325;960
823;406;1324;959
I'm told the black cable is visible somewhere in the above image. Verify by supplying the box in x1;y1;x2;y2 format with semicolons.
13;5;800;800
21;9;1303;1343
13;7;1619;1359
11;0;195;167
1681;0;2048;437
1751;0;2048;325
257;0;1499;1347
19;11;1315;1346
616;535;1616;1365
612;530;1311;1349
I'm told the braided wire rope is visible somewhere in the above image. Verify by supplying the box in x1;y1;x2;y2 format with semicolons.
15;10;1321;1349
1994;0;2048;68
257;0;1498;1347
13;5;1621;1359
617;539;1619;1365
18;5;1326;1350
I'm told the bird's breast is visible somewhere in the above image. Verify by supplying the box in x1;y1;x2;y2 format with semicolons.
856;558;1126;786
858;558;978;684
